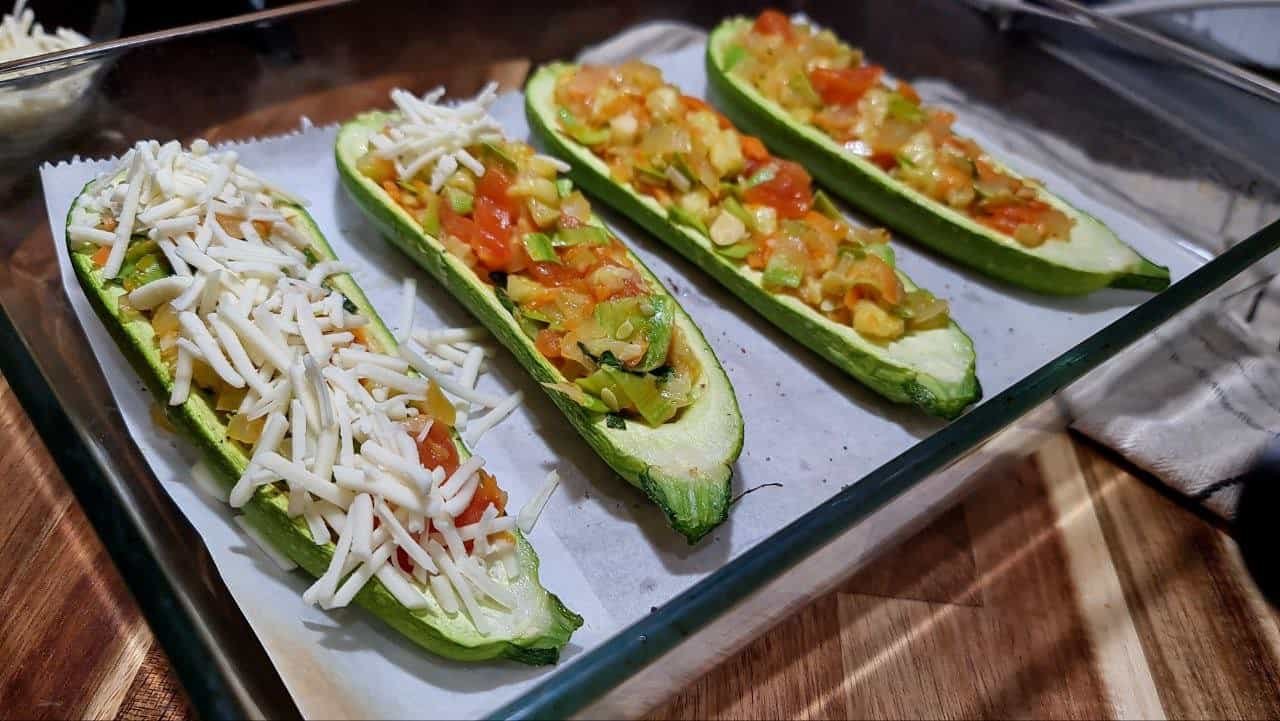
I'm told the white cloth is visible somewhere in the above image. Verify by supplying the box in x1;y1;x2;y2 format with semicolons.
1070;269;1280;519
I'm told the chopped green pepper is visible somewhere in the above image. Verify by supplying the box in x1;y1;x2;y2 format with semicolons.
667;205;710;237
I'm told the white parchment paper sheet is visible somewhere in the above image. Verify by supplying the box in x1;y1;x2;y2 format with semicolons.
42;43;1205;719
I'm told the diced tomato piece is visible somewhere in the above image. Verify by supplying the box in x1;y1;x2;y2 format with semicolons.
869;152;897;171
808;66;884;106
681;94;710;113
443;199;513;271
456;470;508;528
865;256;904;305
977;200;1051;236
896;80;921;104
535;328;563;359
474;196;514;247
743;159;813;219
359;153;397;184
416;420;460;476
441;204;480;245
526;260;586;287
740;135;770;162
926;108;957;142
754;9;792;37
476;164;518;215
396;545;414;573
92;245;111;267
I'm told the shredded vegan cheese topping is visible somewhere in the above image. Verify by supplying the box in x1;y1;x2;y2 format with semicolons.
370;84;506;192
74;139;537;632
0;0;93;133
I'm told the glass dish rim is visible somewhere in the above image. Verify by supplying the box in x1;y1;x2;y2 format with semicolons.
1;12;1276;716
487;220;1280;720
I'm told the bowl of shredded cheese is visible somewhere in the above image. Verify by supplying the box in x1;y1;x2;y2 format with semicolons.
0;0;124;156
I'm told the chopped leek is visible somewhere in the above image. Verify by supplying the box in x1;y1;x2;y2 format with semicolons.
557;107;610;146
522;233;560;263
813;189;842;220
667;205;710;237
553;225;610;247
444;186;473;215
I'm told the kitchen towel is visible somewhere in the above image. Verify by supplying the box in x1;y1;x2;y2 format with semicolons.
1070;267;1280;520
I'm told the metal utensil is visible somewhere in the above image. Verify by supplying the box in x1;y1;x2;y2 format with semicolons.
0;0;353;80
977;0;1280;105
1099;0;1280;17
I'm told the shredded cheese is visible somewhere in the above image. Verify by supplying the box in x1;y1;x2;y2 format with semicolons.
465;390;522;447
517;469;560;534
82;139;539;632
396;277;416;343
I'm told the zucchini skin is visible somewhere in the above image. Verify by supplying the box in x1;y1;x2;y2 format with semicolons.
335;117;743;544
66;185;580;665
525;64;980;419
704;19;1171;296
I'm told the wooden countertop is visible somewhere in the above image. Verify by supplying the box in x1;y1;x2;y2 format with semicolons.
2;362;1279;718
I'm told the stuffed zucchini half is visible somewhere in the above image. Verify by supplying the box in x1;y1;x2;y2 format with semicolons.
706;12;1171;296
67;140;580;664
335;85;742;544
526;62;980;419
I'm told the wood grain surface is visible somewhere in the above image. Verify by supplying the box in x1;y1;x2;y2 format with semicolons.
2;358;1278;719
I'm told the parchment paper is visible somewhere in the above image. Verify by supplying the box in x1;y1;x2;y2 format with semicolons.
43;43;1205;719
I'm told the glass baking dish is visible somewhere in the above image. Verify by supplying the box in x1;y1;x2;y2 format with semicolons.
2;1;1277;718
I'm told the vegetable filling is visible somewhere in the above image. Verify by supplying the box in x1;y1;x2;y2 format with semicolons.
553;61;952;342
728;9;1074;248
355;84;702;426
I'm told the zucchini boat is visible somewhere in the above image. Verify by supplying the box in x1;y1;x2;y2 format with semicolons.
706;11;1170;296
526;62;980;419
67;139;580;664
335;85;743;543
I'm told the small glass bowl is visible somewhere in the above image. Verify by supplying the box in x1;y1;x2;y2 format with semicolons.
0;0;125;159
